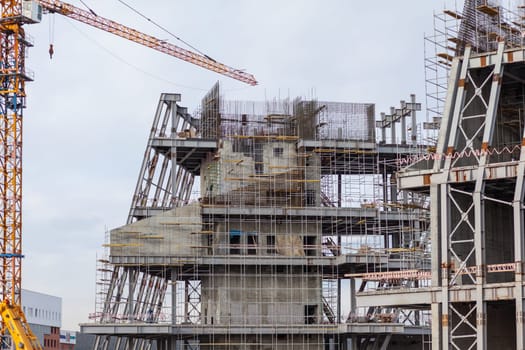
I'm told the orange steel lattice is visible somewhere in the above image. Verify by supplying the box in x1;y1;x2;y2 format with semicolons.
0;1;42;349
37;0;258;86
0;0;27;310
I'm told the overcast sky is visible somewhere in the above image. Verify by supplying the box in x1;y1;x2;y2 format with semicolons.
18;0;470;330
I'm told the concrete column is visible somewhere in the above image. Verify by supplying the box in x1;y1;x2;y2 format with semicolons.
337;278;341;324
167;337;176;350
431;303;442;349
381;170;387;205
473;192;487;349
349;336;358;350
349;278;356;315
171;268;177;325
390;173;397;205
513;127;525;349
436;46;472;350
184;281;189;323
439;183;450;350
472;43;505;350
126;267;136;321
390;107;396;144
380;112;386;144
337;174;342;208
410;94;417;146
400;100;406;145
127;269;136;321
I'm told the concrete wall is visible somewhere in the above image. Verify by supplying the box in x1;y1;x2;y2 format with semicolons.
201;141;256;197
110;203;204;257
200;140;315;207
200;266;322;326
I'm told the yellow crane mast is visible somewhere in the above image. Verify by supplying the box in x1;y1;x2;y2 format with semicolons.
0;1;257;350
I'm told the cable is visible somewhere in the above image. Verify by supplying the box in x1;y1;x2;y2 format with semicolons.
115;0;216;61
48;13;55;44
78;0;98;16
62;18;207;91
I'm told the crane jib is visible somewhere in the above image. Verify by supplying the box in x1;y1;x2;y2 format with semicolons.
35;0;258;85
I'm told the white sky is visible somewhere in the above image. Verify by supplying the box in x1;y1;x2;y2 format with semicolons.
18;0;463;330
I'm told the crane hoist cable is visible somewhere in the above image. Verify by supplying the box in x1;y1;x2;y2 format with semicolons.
48;13;55;58
37;0;257;85
115;0;215;61
79;0;97;16
63;17;207;91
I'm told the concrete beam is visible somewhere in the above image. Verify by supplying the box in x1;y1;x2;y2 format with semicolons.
201;206;424;222
399;161;520;190
298;140;377;151
356;282;521;307
80;323;429;336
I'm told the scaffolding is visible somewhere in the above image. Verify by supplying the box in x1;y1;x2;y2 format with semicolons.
424;1;525;142
84;83;434;350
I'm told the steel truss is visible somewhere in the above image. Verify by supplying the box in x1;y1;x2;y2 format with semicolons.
430;41;508;349
93;94;196;350
128;93;196;224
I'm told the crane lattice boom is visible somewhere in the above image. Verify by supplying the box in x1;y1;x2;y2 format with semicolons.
37;0;258;86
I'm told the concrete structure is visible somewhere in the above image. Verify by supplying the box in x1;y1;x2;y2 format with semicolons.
81;82;433;350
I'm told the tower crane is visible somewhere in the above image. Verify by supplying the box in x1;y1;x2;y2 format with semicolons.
0;1;257;350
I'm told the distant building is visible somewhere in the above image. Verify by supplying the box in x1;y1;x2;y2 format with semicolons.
21;289;66;350
59;330;76;350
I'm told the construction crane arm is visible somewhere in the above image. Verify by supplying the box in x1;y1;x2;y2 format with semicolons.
0;301;42;350
36;0;258;86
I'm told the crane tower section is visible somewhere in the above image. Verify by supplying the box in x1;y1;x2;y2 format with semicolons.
0;0;38;310
0;1;42;350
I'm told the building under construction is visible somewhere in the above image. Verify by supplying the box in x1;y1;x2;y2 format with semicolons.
79;81;431;350
80;1;525;349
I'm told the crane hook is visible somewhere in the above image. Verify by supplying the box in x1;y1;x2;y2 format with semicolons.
49;44;54;59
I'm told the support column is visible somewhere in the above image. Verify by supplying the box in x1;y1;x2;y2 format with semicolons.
513;129;525;349
411;94;418;146
390;107;396;144
439;183;450;350
472;42;505;350
337;174;342;208
380;112;386;144
171;268;177;325
436;45;471;350
349;278;356;316
184;280;189;323
337;278;341;324
171;101;178;205
400;100;407;145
